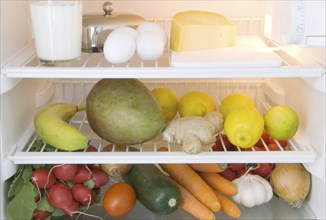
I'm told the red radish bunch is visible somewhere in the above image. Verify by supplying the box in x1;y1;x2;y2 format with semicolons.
220;163;274;181
30;163;109;219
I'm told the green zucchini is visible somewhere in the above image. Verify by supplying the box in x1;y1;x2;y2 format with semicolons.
125;164;180;215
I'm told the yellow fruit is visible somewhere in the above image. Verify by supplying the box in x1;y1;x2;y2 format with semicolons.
178;91;216;117
264;105;299;140
224;107;264;148
152;88;179;122
219;93;255;120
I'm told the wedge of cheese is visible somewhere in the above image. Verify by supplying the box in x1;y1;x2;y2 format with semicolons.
170;11;236;52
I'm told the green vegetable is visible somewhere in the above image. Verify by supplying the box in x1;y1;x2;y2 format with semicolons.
126;164;180;214
36;196;54;212
7;181;38;219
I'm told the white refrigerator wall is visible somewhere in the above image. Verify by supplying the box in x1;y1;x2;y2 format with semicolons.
1;1;325;219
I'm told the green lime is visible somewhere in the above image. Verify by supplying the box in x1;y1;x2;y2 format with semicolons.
264;105;299;140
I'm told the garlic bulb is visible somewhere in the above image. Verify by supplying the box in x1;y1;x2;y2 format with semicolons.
232;174;273;208
270;163;311;208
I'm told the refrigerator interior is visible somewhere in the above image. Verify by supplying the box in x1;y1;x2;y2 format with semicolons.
1;1;325;219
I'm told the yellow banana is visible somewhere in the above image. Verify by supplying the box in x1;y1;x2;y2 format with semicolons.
34;103;89;151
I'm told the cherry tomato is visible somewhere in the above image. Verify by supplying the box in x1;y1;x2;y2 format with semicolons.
244;146;264;151
268;137;288;148
212;134;236;151
102;182;136;218
267;143;281;151
254;130;270;148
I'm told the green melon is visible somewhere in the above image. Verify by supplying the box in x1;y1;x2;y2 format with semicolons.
86;79;166;145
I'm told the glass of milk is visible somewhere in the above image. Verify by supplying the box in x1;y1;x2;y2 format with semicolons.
29;0;82;65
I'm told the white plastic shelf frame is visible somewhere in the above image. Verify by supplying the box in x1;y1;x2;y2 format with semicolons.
1;18;324;80
7;79;317;165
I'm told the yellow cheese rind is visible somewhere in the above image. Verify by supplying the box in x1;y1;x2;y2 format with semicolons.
170;11;236;52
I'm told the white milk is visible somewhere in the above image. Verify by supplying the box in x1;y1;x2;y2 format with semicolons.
29;1;82;63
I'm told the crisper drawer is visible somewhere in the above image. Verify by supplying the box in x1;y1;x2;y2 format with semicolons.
7;79;317;165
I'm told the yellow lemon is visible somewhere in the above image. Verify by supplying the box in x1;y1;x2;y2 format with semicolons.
264;105;299;140
224;107;264;148
219;93;255;120
152;88;179;122
178;91;216;117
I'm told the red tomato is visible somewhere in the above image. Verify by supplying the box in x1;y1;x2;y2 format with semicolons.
219;168;237;181
212;134;236;151
267;143;281;151
254;130;270;148
245;146;265;151
268;137;288;148
252;163;273;179
102;182;136;218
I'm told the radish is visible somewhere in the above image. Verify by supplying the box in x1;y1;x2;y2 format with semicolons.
70;165;92;184
52;164;78;181
31;168;56;189
64;200;79;217
91;167;109;188
32;209;51;220
71;184;93;205
47;183;73;209
93;187;101;195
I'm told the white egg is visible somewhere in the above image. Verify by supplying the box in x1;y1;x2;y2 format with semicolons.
137;22;167;46
136;31;164;61
103;32;136;65
111;26;138;40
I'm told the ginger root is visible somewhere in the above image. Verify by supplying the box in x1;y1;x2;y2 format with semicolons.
162;111;223;154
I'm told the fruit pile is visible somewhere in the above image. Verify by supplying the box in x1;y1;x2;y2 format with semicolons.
7;147;109;220
221;93;298;148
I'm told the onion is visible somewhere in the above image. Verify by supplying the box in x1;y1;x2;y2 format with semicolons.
270;163;311;208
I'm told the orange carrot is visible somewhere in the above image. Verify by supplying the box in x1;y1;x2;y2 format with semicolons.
189;163;227;173
175;181;216;220
199;172;237;196
160;163;220;212
213;189;241;219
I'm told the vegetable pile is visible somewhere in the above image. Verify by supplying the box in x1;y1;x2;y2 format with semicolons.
7;146;109;220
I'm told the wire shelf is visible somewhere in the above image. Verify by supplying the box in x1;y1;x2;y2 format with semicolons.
7;79;317;164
